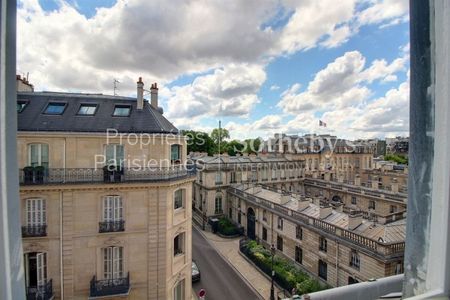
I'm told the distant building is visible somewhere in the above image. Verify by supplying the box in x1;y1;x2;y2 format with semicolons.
17;77;194;300
228;184;405;287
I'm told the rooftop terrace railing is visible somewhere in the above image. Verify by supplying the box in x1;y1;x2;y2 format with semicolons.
228;185;405;258
19;166;196;185
304;178;407;203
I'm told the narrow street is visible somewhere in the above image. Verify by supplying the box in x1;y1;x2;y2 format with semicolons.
192;226;261;300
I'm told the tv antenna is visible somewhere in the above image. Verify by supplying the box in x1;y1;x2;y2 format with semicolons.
113;79;120;96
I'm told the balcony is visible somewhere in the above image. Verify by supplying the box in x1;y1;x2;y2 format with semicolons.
22;224;47;238
99;220;125;233
26;279;53;300
19;166;196;185
90;272;130;298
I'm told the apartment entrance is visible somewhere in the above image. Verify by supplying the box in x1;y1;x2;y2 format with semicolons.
247;207;256;240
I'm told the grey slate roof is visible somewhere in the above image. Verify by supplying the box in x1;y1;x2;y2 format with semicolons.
17;92;178;134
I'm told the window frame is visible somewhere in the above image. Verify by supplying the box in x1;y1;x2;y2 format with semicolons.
77;103;98;116
28;143;49;168
43;102;67;115
174;233;185;256
112;104;131;117
319;236;327;252
17;100;28;113
174;189;184;210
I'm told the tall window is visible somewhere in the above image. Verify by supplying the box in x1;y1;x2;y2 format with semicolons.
318;260;327;281
24;252;47;287
295;246;302;264
369;200;376;210
277;236;283;251
103;196;123;222
215;193;222;214
390;205;398;213
171;144;181;164
26;198;46;227
351;196;357;205
173;279;185;300
350;249;360;270
271;168;277;180
174;233;185;256
215;172;223;184
103;246;123;279
394;261;404;275
105;144;124;167
296;225;302;240
262;227;267;241
238;212;241;224
262;168;268;180
28;144;49;168
319;236;327;252
262;210;267;222
230;171;236;183
277;217;283;230
174;189;184;210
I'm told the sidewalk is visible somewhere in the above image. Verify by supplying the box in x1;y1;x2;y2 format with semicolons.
195;225;280;300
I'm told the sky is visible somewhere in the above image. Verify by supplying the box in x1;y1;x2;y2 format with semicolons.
17;0;410;140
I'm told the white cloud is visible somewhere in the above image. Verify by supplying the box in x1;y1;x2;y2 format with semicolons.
270;85;280;91
357;0;409;27
165;63;267;121
277;50;408;113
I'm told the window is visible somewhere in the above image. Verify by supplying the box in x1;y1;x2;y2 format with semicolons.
348;276;359;285
277;217;283;230
77;104;97;115
394;261;404;275
174;189;184;210
103;246;123;279
369;200;376;210
277;236;283;251
113;105;131;116
272;168;277;179
295;246;302;264
44;102;66;115
319;236;327;252
262;168;268;180
28;144;49;168
238;212;241;224
17;100;28;113
171;144;181;164
262;210;267;222
252;170;258;182
350;249;360;270
103;196;123;222
262;227;267;241
351;196;357;205
174;233;185;256
26;198;46;227
215;193;222;214
318;260;327;281
238;199;241;208
230;171;236;183
390;205;397;213
296;225;302;240
105;144;124;167
173;279;185;300
215;172;223;184
24;252;47;288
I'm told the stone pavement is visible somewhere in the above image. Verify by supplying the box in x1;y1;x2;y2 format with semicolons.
194;224;281;300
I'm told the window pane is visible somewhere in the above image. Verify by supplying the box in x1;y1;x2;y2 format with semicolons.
113;106;131;116
78;104;97;115
44;103;66;114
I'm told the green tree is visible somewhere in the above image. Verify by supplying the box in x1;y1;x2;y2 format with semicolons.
384;154;408;165
181;130;215;156
243;138;262;154
210;128;230;145
225;140;245;156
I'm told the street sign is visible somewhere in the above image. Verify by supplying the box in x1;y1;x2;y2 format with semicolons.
198;289;206;299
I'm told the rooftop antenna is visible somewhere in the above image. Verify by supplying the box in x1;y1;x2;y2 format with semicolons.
113;79;120;96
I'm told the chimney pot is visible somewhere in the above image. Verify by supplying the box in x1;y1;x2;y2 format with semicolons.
151;82;159;109
137;77;144;110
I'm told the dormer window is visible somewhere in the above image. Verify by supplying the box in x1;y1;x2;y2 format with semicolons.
77;104;98;115
44;102;66;115
17;100;28;113
113;105;131;116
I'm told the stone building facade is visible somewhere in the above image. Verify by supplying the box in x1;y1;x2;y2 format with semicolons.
228;184;405;288
17;81;194;300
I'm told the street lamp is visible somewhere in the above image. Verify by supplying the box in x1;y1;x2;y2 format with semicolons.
270;244;276;300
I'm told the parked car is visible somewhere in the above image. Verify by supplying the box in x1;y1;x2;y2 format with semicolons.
192;260;201;282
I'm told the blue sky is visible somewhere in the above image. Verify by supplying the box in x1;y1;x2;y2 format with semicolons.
18;0;410;140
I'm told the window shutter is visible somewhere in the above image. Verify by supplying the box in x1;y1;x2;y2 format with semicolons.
36;253;47;286
103;247;112;279
114;196;123;220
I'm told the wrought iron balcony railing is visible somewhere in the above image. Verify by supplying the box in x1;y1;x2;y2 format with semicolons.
22;224;47;237
99;220;125;233
90;272;130;298
19;167;196;185
26;279;53;300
